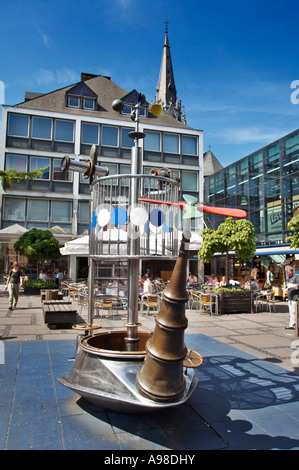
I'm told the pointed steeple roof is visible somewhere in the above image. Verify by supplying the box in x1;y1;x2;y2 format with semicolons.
155;26;185;123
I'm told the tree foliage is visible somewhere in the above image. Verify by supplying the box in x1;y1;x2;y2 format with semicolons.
14;229;61;266
286;213;299;249
198;218;257;275
0;168;47;192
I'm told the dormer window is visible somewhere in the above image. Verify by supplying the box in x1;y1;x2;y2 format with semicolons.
83;98;95;110
66;82;97;111
122;105;146;117
68;96;80;108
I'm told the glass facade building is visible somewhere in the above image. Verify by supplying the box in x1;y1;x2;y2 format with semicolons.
204;129;299;246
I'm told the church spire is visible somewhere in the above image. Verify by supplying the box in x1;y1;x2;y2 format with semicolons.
155;23;185;123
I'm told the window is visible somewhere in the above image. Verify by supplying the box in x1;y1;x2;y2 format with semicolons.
181;171;198;191
78;201;89;224
121;128;133;148
30;157;50;180
55;120;74;142
3;198;25;220
83;98;95;110
163;134;179;153
27;199;49;221
5;154;27;172
8;114;29;137
81;123;99;144
32;117;52;140
182;136;197;155
53;159;72;181
51;201;72;222
144;131;160;152
68;96;80;108
102;126;118;147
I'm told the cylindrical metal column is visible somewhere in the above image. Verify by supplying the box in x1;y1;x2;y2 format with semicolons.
125;144;142;351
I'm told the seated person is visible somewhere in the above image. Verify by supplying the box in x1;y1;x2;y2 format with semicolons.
143;274;153;294
219;276;228;286
106;277;118;294
187;273;198;286
206;274;217;286
248;276;260;297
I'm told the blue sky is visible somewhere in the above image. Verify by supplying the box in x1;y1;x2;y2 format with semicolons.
1;0;299;167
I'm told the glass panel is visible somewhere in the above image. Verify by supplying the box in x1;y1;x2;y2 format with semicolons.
285;134;298;149
32;117;52;140
266;144;279;158
51;201;71;222
5;154;27;172
3;198;25;220
53;159;72;181
78;201;89;224
144;131;160;151
30;157;50;180
181;171;198;191
182;135;197;155
27;199;49;221
55;120;74;142
122;106;132;115
83;98;95;110
121;128;133;148
8;114;29;137
163;134;179;153
68;96;80;107
81;123;99;144
102;126;118;147
267;205;282;233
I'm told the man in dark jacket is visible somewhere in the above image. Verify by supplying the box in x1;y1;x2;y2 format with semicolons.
285;266;299;329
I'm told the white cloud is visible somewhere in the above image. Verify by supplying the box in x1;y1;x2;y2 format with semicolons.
220;126;289;144
35;68;77;86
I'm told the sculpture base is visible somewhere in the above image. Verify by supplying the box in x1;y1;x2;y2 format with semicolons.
58;330;199;413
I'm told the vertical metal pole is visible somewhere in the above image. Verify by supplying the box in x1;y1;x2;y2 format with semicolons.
88;185;95;326
87;258;95;325
125;120;142;351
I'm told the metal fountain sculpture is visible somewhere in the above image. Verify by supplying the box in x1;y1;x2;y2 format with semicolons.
58;94;247;412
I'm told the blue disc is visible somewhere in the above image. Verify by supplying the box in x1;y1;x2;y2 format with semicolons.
111;207;128;226
149;208;164;227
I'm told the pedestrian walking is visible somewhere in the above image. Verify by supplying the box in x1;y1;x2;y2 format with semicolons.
285;266;299;330
5;262;23;310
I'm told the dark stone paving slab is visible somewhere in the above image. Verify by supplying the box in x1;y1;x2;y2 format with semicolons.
1;334;299;450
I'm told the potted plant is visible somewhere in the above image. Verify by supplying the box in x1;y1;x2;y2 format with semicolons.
198;217;257;314
22;279;57;295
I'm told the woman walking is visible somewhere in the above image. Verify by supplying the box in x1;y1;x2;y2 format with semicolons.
5;262;23;310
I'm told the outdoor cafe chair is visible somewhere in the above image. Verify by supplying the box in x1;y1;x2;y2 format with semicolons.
140;294;160;317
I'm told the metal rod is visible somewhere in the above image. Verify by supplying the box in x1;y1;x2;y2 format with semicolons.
125;144;142;351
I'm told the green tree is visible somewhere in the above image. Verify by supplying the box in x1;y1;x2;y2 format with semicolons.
0;168;47;192
14;228;61;272
286;212;299;249
198;217;257;280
